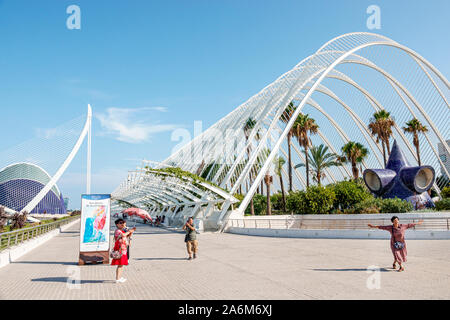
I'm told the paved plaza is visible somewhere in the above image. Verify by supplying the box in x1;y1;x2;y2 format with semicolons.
0;220;449;300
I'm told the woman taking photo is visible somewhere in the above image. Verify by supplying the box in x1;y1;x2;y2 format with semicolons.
111;218;136;283
368;216;423;272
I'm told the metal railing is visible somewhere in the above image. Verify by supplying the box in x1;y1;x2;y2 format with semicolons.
0;216;80;252
226;216;450;231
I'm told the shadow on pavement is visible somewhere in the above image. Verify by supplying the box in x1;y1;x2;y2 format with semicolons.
12;261;79;266
134;257;187;261
313;267;392;272
133;231;180;235
31;277;111;284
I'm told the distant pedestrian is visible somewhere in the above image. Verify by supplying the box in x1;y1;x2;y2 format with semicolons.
183;217;198;260
368;216;423;272
111;218;136;283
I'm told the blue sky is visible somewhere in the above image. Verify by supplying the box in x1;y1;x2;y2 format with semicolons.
0;0;449;209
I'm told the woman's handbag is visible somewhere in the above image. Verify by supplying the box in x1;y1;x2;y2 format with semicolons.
184;234;189;243
110;249;122;260
394;241;404;250
392;226;405;250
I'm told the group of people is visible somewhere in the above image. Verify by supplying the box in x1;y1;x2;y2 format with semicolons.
111;216;198;283
151;215;165;226
110;215;422;283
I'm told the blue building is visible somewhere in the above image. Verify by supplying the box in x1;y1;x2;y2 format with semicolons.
0;163;67;214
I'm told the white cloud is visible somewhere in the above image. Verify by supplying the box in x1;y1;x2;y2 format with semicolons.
95;107;178;143
149;106;168;112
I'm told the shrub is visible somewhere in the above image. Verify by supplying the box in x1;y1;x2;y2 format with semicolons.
286;191;306;214
286;186;336;214
378;197;413;213
435;198;450;211
245;194;267;215
10;212;28;230
328;180;372;210
70;210;81;216
441;187;450;199
270;193;286;212
350;197;412;214
351;197;381;214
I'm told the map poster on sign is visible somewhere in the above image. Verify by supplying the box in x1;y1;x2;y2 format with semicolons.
78;194;111;265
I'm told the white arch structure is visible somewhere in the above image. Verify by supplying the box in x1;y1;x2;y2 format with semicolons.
112;32;449;231
18;105;92;214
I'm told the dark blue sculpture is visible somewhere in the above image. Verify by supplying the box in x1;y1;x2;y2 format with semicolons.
363;140;435;209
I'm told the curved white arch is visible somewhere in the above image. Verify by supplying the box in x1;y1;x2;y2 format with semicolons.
21;105;92;213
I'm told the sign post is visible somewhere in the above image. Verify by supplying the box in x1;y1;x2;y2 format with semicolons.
78;194;111;265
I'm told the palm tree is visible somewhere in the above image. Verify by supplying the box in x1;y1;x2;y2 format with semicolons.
273;156;287;211
281;102;296;192
368;110;395;167
340;141;369;180
402;118;428;166
292;113;319;188
264;173;273;215
243;117;257;215
295;144;341;186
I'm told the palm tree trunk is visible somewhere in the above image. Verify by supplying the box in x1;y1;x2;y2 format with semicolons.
266;181;271;215
317;171;321;186
279;175;286;212
381;140;386;167
288;133;293;192
417;146;421;166
414;134;421;166
305;144;310;188
385;137;391;156
352;160;359;180
248;169;255;215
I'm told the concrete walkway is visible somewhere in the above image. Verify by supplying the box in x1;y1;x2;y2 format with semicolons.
0;221;449;300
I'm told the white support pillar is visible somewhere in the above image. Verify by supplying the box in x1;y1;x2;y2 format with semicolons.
87;104;92;194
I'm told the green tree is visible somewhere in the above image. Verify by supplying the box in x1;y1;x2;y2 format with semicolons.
295;144;341;186
368;110;395;166
281;102;296;192
273;156;287;211
341;141;369;180
292;113;319;188
402;118;428;166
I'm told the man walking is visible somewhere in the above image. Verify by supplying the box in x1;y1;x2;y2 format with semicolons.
183;217;199;260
